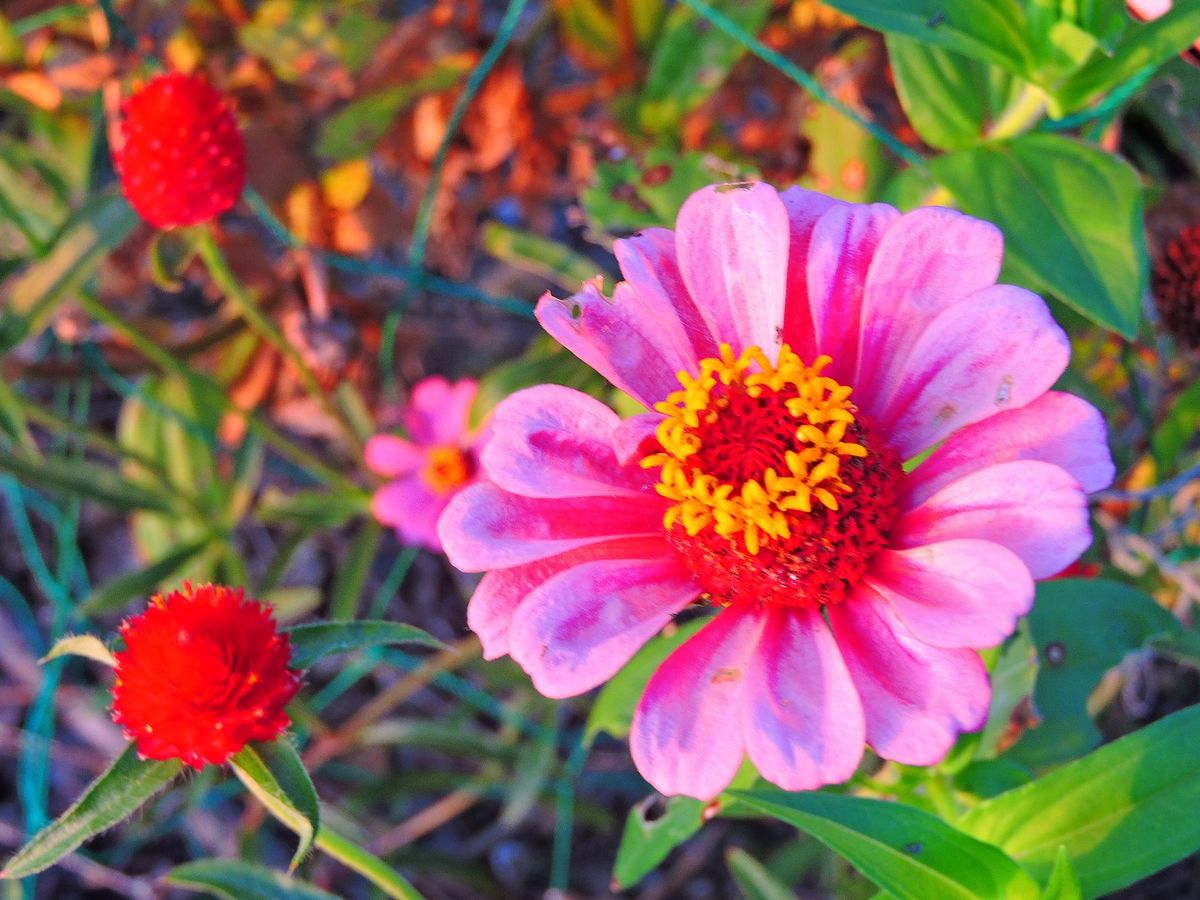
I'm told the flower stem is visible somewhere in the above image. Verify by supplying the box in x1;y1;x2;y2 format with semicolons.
987;82;1048;141
193;227;364;458
924;772;961;822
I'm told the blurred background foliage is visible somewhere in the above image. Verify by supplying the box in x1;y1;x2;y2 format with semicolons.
2;0;1200;897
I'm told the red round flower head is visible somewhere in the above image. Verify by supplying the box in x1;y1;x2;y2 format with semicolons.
114;71;246;229
111;584;300;769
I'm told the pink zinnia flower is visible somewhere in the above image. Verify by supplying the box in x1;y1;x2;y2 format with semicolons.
366;377;481;552
439;183;1114;799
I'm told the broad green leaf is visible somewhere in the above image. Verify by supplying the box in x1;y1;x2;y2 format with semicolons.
1056;2;1200;113
930;133;1145;337
0;191;139;351
78;536;215;616
285;621;442;670
1008;579;1179;766
0;744;181;879
39;634;116;667
315;56;472;160
231;740;320;871
167;859;340;900
581;148;759;234
637;0;772;135
822;0;1034;77
482;222;607;291
730;790;1040;900
1152;375;1200;473
1040;847;1082;900
0;448;178;513
612;794;707;889
585;616;707;744
961;704;1200;896
726;847;794;900
887;35;1021;150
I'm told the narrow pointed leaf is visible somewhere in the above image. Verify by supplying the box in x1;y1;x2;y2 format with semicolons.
284;621;443;670
726;847;795;900
0;744;181;879
613;794;707;889
39;634;116;667
167;859;340;900
231;740;319;871
730;790;1040;900
312;828;422;900
1040;848;1082;900
79;536;215;615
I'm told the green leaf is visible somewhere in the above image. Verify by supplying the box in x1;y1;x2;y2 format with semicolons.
312;828;421;900
329;520;382;620
0;447;178;513
0;744;181;879
961;704;1200;896
315;58;472;160
1040;847;1082;900
284;621;443;670
167;859;340;900
256;486;369;530
0;191;139;351
481;222;608;291
585;617;707;744
887;35;1020;150
612;794;708;889
79;536;215;616
976;625;1038;759
1008;579;1179;766
821;0;1034;77
39;634;116;667
930;133;1146;337
730;790;1040;900
231;739;320;871
726;847;795;900
1056;3;1200;113
1152;376;1200;473
637;0;772;136
581;148;759;234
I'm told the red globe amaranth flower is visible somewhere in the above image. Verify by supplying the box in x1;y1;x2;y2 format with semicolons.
111;584;300;769
1152;224;1200;350
114;72;246;229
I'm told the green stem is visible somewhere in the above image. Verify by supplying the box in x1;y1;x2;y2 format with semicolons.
314;827;422;900
924;773;960;822
986;82;1048;141
194;228;364;458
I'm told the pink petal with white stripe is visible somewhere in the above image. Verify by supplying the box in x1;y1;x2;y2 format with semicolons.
631;608;764;799
893;460;1090;579
742;606;865;791
829;589;990;765
904;391;1115;508
870;284;1070;459
675;183;790;354
509;556;700;698
866;540;1034;649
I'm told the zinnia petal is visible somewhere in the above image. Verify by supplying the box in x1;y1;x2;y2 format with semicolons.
438;482;666;571
509;556;699;698
631;608;763;799
778;185;844;362
829;588;989;765
482;385;650;498
894;460;1090;579
865;540;1034;649
868;284;1070;458
903;391;1115;507
742;606;865;791
675;183;790;353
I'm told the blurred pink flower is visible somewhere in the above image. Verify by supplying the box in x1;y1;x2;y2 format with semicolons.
367;377;481;552
439;183;1114;799
1127;0;1200;59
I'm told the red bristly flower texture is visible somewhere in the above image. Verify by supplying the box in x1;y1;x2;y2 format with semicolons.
111;584;300;769
114;71;246;229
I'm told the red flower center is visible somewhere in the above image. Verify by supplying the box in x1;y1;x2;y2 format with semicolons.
1152;223;1200;349
644;344;902;610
